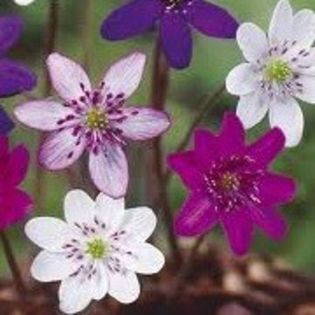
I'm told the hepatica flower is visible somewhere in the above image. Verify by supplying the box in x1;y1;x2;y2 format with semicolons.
101;0;238;69
15;52;170;197
168;113;296;256
0;16;37;97
0;136;32;230
226;0;315;147
25;190;165;314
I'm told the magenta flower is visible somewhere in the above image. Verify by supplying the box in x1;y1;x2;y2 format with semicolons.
101;0;238;69
0;136;32;230
168;113;296;256
15;52;170;198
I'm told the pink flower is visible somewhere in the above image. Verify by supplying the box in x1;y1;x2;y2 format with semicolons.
0;136;32;230
15;52;170;198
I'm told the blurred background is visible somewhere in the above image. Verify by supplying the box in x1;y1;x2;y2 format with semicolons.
0;0;315;274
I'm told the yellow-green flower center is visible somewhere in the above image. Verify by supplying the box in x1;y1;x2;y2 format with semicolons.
86;109;108;130
219;172;240;192
86;238;109;259
264;59;292;83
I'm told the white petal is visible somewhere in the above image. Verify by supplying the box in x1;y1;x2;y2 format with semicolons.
31;251;76;282
89;143;128;198
25;218;72;252
269;0;293;44
236;23;268;62
14;100;77;131
225;63;257;96
39;128;85;170
236;92;269;129
108;270;140;304
47;53;91;102
92;263;109;300
64;190;95;225
59;276;93;314
102;52;146;99
269;97;304;147
292;9;315;47
95;193;125;232
114;107;170;141
295;75;315;104
121;243;165;275
119;207;157;242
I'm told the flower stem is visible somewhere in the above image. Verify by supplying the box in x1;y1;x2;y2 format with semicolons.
148;40;181;264
0;231;27;297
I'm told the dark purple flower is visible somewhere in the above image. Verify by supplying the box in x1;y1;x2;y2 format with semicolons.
0;16;37;97
101;0;239;69
168;112;296;256
0;106;14;135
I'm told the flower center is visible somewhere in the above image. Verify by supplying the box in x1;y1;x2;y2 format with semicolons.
219;171;240;192
86;238;109;259
264;59;292;83
86;108;108;130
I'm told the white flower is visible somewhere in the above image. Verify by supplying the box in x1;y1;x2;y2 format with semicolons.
14;0;35;5
226;0;315;147
25;190;165;314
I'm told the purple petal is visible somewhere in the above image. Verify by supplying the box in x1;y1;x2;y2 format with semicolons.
89;143;128;198
0;16;23;54
247;128;285;168
0;106;14;135
175;193;217;236
187;0;238;38
39;128;86;170
116;107;170;141
7;145;29;186
250;206;288;241
258;173;297;206
101;0;161;40
0;58;37;97
160;13;192;69
222;209;253;256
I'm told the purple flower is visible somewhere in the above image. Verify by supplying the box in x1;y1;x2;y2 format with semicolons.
101;0;239;69
168;112;296;256
0;106;14;135
15;52;170;198
0;16;37;97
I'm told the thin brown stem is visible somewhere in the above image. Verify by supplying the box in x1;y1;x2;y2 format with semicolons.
147;40;181;264
0;231;27;297
164;84;225;184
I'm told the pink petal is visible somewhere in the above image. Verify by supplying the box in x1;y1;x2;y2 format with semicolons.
175;193;217;236
46;53;91;102
39;128;86;170
89;143;128;198
0;136;8;158
8;145;29;186
102;52;145;99
115;107;170;141
15;100;78;131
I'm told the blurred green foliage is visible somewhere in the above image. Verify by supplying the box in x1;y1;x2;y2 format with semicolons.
1;0;315;274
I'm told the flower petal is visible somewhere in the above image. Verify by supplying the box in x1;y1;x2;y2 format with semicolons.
0;106;14;135
236;92;269;129
236;23;268;62
64;190;95;226
269;97;304;147
108;270;140;304
39;128;86;170
92;263;109;301
101;0;161;40
7;145;29;186
89;143;128;198
187;0;238;38
175;193;217;237
15;100;78;131
102;52;146;99
31;251;77;282
25;217;72;252
291;9;315;47
0;16;23;53
225;63;257;96
47;53;91;102
115;107;170;141
160;13;192;69
295;74;315;104
0;58;36;97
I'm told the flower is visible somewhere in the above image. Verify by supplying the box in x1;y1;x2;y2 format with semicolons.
226;0;315;147
25;189;165;314
15;52;170;198
0;136;32;230
13;0;35;5
168;112;296;256
0;16;37;97
0;106;15;135
101;0;238;69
